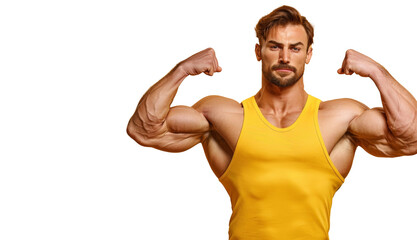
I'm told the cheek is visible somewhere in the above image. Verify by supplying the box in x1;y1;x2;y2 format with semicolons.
294;55;308;65
262;52;277;65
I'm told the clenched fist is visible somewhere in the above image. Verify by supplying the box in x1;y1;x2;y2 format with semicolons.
178;48;222;76
337;49;382;78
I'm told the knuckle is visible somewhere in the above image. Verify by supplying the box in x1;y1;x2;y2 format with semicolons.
346;49;355;55
207;48;215;55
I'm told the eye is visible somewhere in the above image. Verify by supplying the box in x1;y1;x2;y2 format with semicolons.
292;47;301;52
270;45;279;50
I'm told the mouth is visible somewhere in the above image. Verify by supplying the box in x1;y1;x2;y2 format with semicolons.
274;68;294;76
272;65;296;74
275;69;293;73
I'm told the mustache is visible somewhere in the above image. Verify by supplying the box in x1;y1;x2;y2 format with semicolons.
272;64;296;72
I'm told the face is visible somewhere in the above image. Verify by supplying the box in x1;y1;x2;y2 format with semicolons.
255;24;312;88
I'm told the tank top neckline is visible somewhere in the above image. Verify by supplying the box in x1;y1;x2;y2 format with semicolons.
250;94;313;132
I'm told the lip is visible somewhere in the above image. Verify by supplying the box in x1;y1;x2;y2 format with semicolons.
275;69;293;73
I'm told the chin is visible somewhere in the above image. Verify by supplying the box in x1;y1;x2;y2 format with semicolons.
270;77;299;88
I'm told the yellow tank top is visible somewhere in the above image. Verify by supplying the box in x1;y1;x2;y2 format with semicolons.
218;94;345;240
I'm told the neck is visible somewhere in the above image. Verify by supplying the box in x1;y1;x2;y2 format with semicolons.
255;76;308;115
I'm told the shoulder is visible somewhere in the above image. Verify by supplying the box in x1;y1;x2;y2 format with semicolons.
192;95;243;116
192;95;244;133
194;95;241;107
317;97;373;132
320;97;369;118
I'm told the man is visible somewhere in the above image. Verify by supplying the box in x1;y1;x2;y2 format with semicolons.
127;5;417;239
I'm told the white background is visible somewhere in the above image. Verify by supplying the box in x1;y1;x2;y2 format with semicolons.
1;0;416;239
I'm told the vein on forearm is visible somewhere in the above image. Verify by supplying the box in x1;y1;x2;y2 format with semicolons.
373;67;417;141
135;65;187;135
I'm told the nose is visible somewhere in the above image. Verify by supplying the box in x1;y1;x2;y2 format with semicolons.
279;48;290;64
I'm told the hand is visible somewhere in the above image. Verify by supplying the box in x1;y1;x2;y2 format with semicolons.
178;48;222;76
337;49;381;78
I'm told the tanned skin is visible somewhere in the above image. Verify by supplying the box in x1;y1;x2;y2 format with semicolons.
127;24;417;179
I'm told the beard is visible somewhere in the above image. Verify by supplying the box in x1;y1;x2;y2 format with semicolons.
262;62;305;88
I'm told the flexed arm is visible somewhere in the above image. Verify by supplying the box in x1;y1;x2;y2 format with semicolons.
127;48;222;152
339;49;417;157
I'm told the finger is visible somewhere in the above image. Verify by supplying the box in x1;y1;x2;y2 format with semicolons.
340;56;348;73
338;50;350;73
204;68;214;76
213;52;222;73
343;68;353;75
337;68;343;74
343;63;354;75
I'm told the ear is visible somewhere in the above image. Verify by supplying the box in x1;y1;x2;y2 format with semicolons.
305;46;313;64
255;44;262;61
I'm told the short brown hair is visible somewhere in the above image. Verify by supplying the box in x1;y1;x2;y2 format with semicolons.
255;5;314;49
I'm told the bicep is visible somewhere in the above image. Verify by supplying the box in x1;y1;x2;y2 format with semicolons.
166;105;210;134
141;105;210;152
348;107;407;157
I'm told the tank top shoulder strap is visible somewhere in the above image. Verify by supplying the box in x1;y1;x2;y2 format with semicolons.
308;95;322;115
241;96;258;124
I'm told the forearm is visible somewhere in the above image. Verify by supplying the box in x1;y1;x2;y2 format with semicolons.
371;66;417;140
127;48;221;145
129;64;188;137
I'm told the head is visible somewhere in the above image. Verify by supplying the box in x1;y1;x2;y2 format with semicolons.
255;6;314;88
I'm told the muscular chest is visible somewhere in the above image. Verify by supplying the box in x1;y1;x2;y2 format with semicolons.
212;108;349;155
204;104;356;179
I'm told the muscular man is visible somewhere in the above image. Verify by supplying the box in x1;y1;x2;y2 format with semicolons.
127;5;417;239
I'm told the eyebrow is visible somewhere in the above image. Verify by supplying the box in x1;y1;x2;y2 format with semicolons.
267;40;304;47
